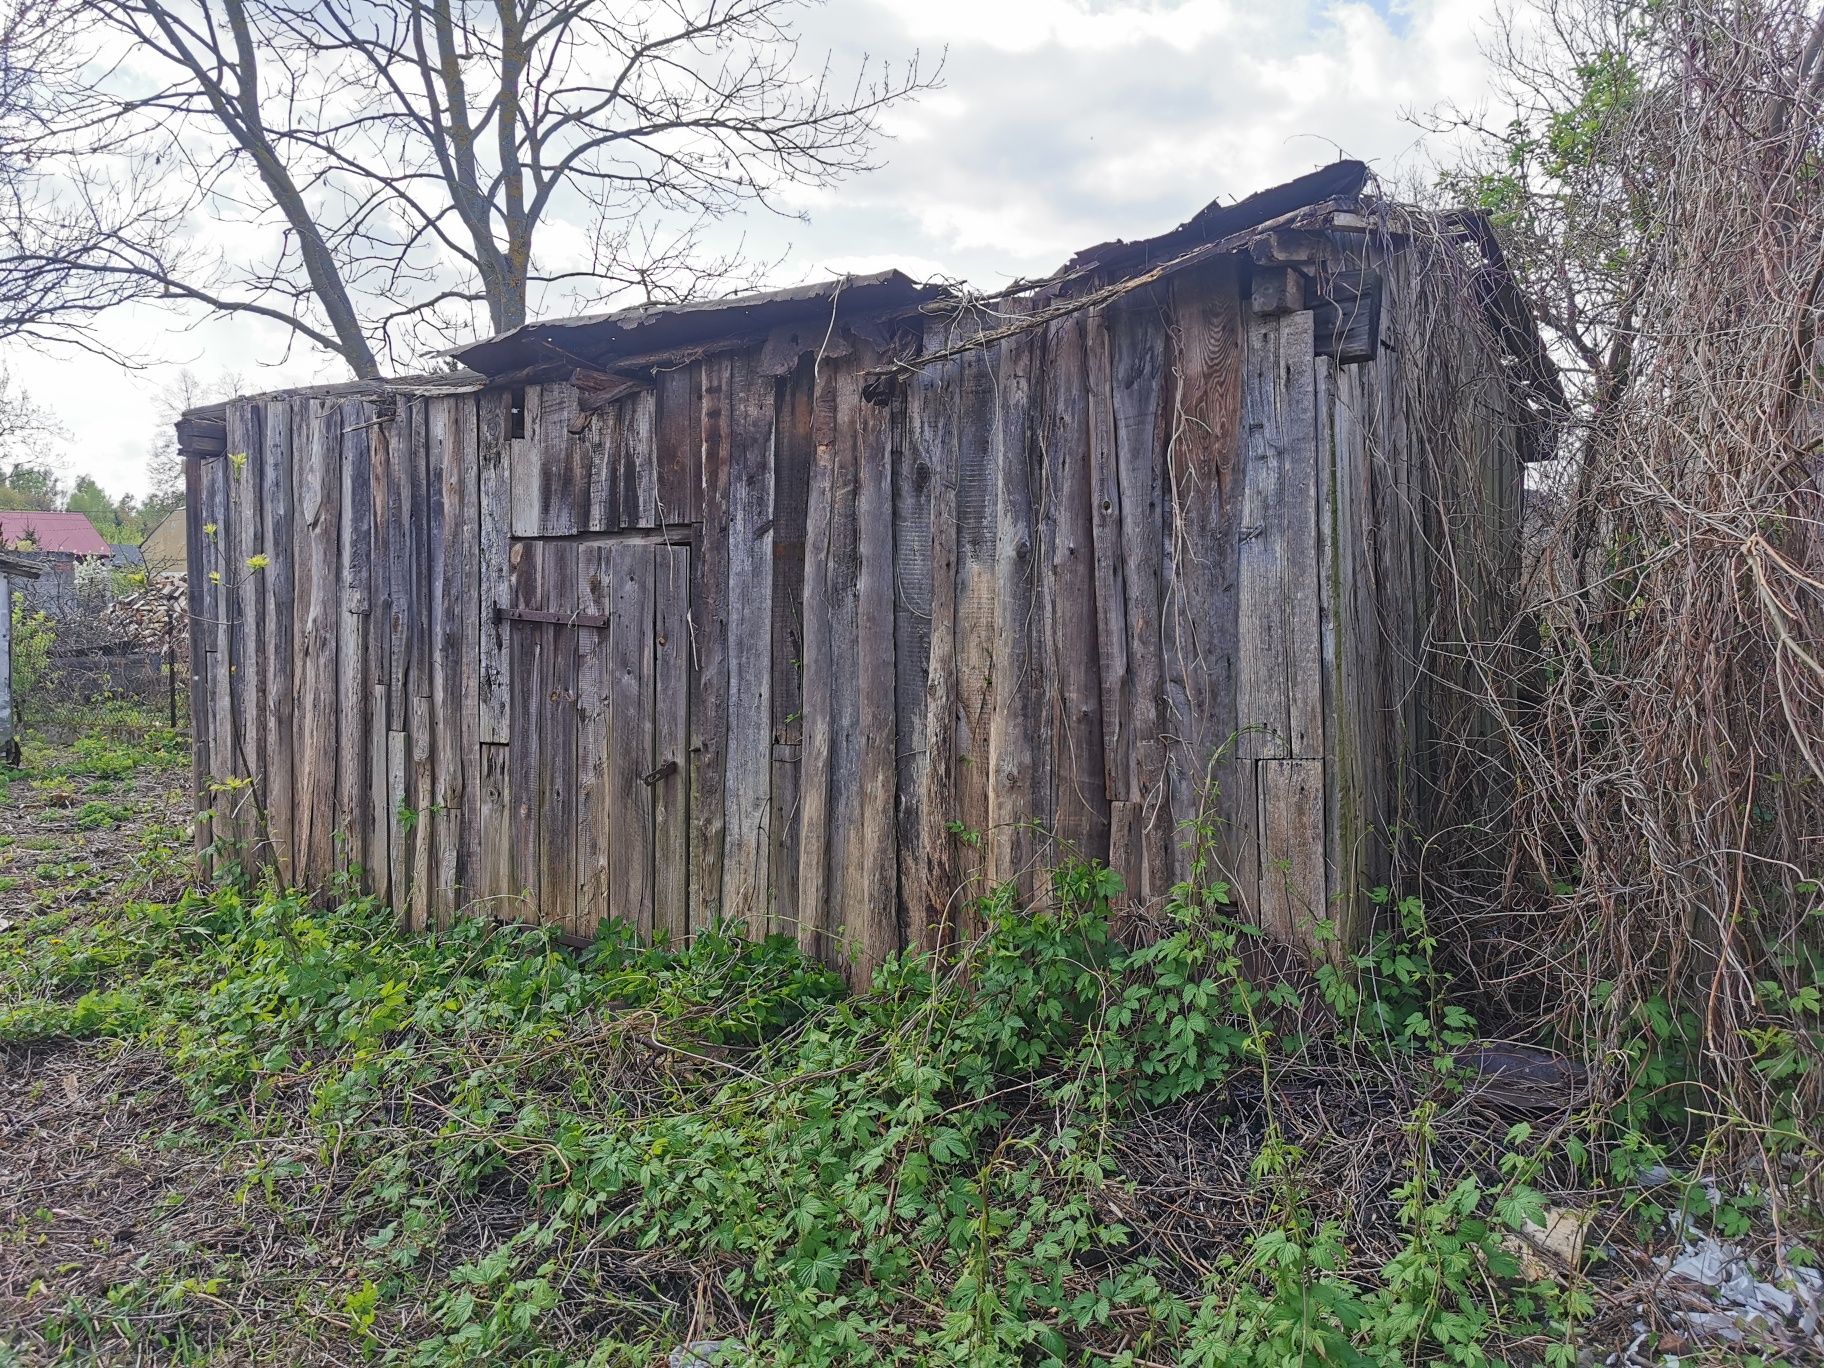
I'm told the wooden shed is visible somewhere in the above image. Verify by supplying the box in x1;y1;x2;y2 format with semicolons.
175;161;1555;975
1;550;45;761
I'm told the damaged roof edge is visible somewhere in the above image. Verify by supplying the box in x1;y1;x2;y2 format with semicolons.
449;163;1372;379
450;269;947;379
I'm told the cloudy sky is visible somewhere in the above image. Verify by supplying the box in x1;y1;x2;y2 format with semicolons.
8;0;1504;500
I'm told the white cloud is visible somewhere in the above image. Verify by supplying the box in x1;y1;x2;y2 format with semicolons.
4;0;1504;500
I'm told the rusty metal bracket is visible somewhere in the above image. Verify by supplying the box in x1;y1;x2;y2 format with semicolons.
494;606;611;629
640;759;678;787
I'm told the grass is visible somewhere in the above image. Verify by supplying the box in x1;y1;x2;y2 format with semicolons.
1;708;1817;1366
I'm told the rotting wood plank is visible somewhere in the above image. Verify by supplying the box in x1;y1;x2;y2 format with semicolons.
606;543;658;935
228;401;266;868
892;367;937;946
538;542;580;935
654;543;691;944
370;683;391;905
409;691;433;931
294;400;343;890
183;454;212;863
1256;757;1325;949
426;397;458;923
453;394;481;914
949;345;998;926
1163;266;1246;888
910;356;962;951
1084;306;1133;832
854;366;900;977
721;352;775;932
794;356;839;960
1110;291;1171;899
1279;309;1324;761
822;349;868;973
986;321;1040;898
507;540;546;919
336;401;373;885
1041;313;1110;867
692;357;732;934
655;365;701;525
260;400;295;882
573;541;614;937
478;399;513;746
508;383;543;538
367;419;396;894
212;406;249;860
1238;306;1294;767
769;355;814;936
477;741;514;919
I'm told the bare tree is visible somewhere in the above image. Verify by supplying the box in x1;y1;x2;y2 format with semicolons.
0;0;176;353
38;0;933;378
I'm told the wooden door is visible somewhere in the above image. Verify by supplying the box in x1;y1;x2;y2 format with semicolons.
505;538;690;940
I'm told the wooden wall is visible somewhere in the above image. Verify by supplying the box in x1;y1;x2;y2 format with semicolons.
185;245;1525;977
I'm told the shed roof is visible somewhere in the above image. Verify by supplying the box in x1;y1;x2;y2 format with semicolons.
0;510;110;556
451;268;945;378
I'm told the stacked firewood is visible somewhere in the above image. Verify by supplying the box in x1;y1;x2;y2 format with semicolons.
95;574;190;664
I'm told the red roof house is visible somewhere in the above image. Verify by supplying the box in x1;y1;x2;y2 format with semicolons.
0;510;111;556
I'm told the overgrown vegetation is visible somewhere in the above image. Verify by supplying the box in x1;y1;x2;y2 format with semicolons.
6;771;1819;1363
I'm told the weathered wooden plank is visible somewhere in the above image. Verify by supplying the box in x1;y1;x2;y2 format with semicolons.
382;401;414;729
260;400;295;882
1163;265;1245;889
183;455;212;862
1238;307;1293;767
822;349;868;972
408;691;433;931
692;358;732;933
370;683;392;906
1280;309;1324;761
574;541;614;938
892;364;936;945
213;405;251;861
655;364;701;524
1041;314;1110;867
986;321;1041;898
1110;292;1171;899
653;543;692;943
1256;757;1326;949
794;357;838;959
386;725;408;917
335;401;373;885
453;395;481;913
230;402;268;867
606;543;658;935
910;357;961;951
544;384;585;535
507;540;546;916
478;396;513;746
580;398;621;532
854;370;900;977
477;741;515;919
426;401;470;926
769;354;815;935
621;388;659;528
1083;308;1133;816
1316;357;1368;950
293;400;342;889
508;383;543;537
538;543;579;934
949;345;998;922
721;352;775;932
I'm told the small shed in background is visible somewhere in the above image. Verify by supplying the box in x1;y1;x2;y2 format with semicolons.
141;505;188;577
175;161;1556;977
1;550;44;762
